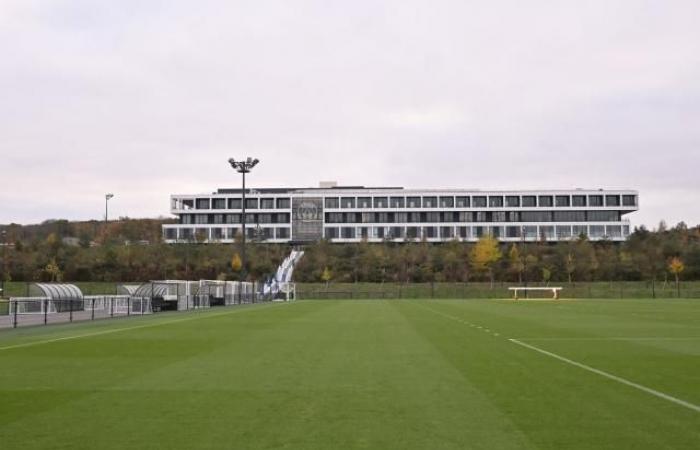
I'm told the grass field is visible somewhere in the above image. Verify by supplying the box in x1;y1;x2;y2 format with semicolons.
1;299;699;449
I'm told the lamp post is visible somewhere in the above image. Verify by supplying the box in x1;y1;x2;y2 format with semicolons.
228;157;260;279
105;193;114;223
1;230;6;296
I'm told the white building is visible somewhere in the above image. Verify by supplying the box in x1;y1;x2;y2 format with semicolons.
163;185;638;243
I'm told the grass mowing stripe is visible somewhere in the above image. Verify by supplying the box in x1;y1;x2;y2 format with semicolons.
509;338;700;414
0;302;286;351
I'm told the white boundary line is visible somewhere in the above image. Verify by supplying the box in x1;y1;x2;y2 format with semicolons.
509;338;700;413
0;303;284;352
515;337;700;341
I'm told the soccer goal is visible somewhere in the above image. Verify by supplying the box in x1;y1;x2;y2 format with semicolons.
508;287;563;300
8;297;56;315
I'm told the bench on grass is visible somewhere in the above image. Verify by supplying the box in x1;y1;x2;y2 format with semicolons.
508;287;562;300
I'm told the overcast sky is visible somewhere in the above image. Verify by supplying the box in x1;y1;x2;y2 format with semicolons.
1;0;699;228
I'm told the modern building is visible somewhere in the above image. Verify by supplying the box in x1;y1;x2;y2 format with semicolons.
163;185;638;244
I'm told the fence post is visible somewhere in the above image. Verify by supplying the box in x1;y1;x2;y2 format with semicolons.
110;297;114;317
91;298;95;321
127;296;131;316
69;299;73;322
13;300;18;328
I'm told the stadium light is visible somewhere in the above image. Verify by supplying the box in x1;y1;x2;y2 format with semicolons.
228;157;260;279
105;193;114;223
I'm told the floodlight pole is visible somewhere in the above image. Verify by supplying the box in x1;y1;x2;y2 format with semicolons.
228;157;260;280
105;193;114;223
0;230;6;296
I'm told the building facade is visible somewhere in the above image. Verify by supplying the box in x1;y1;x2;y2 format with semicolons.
163;186;638;244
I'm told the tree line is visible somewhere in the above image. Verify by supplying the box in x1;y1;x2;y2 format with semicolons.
0;220;698;292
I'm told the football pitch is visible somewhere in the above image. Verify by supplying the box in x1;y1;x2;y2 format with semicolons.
1;299;699;449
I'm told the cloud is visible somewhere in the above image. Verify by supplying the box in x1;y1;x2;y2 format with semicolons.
0;0;699;227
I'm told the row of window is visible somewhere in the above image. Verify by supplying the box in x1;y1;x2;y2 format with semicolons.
180;213;291;225
178;194;637;211
324;225;629;240
165;227;290;240
324;194;636;209
324;210;622;224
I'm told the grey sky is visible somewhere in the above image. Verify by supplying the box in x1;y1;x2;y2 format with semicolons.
1;0;699;228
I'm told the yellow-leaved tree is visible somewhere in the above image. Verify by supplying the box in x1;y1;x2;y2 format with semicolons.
231;253;242;273
668;256;685;298
470;235;502;288
321;266;332;288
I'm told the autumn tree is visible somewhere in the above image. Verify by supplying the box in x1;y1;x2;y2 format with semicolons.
668;257;684;298
508;244;525;284
321;266;332;288
470;235;502;288
231;252;242;274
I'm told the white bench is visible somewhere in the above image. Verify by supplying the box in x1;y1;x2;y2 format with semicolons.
508;287;562;300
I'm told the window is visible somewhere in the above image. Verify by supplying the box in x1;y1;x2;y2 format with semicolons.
245;198;258;209
441;212;457;222
257;214;272;223
606;225;622;238
212;198;226;210
589;195;603;207
195;214;208;224
456;196;470;207
374;197;388;208
181;215;193;224
474;226;485;238
407;196;421;208
555;196;570;207
553;211;586;222
538;196;553;207
423;196;438;208
520;211;553;222
458;212;473;222
426;212;439;223
324;228;338;239
589;225;605;237
345;212;360;223
196;199;210;210
277;213;290;223
389;227;404;239
276;228;290;239
475;212;488;222
359;227;370;239
506;226;521;238
276;198;291;209
588;211;619;222
492;211;506;222
396;212;408;223
358;197;371;208
505;196;520;207
540;226;555;239
440;196;454;208
440;227;454;238
326;213;343;223
377;212;389;223
523;226;537;239
522;196;537;207
341;227;356;239
406;227;420;239
556;226;572;239
260;198;274;209
325;197;339;209
572;225;588;237
506;211;519;222
211;228;224;240
572;195;587;207
213;214;224;224
423;226;437;238
390;197;405;208
361;212;374;223
181;199;194;209
341;197;355;208
408;212;421;223
472;196;487;207
605;195;620;207
228;198;242;209
622;195;637;206
488;196;504;207
458;226;471;238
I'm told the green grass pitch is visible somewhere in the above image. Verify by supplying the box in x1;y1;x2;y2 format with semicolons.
1;299;699;449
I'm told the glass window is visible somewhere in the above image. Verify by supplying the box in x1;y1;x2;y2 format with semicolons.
458;226;471;238
456;196;470;207
377;212;389;223
196;198;211;210
488;196;504;207
538;196;553;207
361;212;374;223
472;196;487;208
228;198;242;209
505;196;520;207
407;196;421;208
589;225;605;237
540;226;555;239
553;211;586;222
606;225;622;238
492;211;506;222
440;196;454;208
588;211;619;222
622;195;636;206
458;212;473;222
396;212;408;223
341;197;356;208
245;198;258;209
276;228;290;239
341;227;356;239
325;197;339;209
506;226;521;238
506;211;519;222
345;212;360;223
423;196;438;208
572;195;587;207
260;198;274;209
572;225;588;237
588;195;603;207
226;214;241;224
440;227;454;238
373;197;388;208
423;226;437;238
475;212;488;222
556;226;572;239
520;211;553;222
389;227;404;239
522;196;537;207
181;214;193;224
276;198;290;209
523;226;538;239
390;197;405;208
212;198;226;209
406;227;420;239
213;214;224;224
357;197;371;208
605;195;620;207
555;196;570;207
426;212;439;222
276;213;290;223
326;213;343;223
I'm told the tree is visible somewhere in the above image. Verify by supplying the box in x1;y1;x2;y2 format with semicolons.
321;266;332;288
470;235;502;288
508;244;525;284
542;267;552;286
45;257;62;282
668;257;685;298
231;252;242;273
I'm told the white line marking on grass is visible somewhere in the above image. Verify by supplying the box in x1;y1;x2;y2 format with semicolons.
0;303;284;352
509;338;700;413
515;337;700;341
